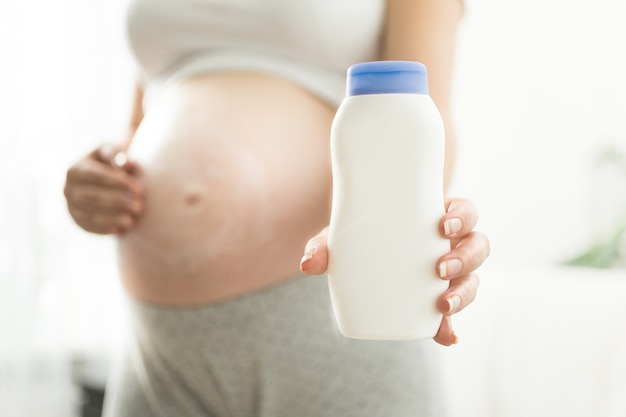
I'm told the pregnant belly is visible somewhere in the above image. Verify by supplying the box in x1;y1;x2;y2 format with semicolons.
117;73;334;305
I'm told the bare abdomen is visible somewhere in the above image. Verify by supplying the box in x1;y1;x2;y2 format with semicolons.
117;73;334;305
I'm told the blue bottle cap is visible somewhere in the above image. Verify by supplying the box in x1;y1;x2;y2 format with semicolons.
346;61;429;96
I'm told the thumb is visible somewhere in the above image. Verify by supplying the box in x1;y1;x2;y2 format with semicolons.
300;227;329;275
93;143;120;165
110;150;139;174
94;144;137;174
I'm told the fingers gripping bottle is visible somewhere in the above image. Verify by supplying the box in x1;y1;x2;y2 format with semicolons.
327;61;449;340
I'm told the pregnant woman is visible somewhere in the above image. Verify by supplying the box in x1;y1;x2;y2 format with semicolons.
64;0;490;416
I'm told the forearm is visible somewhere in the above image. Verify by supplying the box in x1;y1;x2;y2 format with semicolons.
382;0;463;192
120;81;145;150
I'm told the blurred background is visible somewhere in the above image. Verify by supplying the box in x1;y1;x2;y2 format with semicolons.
1;0;625;416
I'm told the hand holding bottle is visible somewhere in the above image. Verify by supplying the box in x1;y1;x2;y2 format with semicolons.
300;197;489;346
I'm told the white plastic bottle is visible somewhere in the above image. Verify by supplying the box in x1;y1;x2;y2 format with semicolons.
327;61;449;340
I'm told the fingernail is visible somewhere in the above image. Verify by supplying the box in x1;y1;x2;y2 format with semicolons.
444;218;462;236
299;246;316;272
439;259;463;278
113;151;128;168
452;334;459;345
446;295;461;314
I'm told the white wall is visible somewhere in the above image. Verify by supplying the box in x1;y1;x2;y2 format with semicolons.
0;0;134;358
451;0;626;267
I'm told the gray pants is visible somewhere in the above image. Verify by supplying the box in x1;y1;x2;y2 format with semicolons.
103;274;448;417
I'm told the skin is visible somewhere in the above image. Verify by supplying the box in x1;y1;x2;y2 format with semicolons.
63;0;489;346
